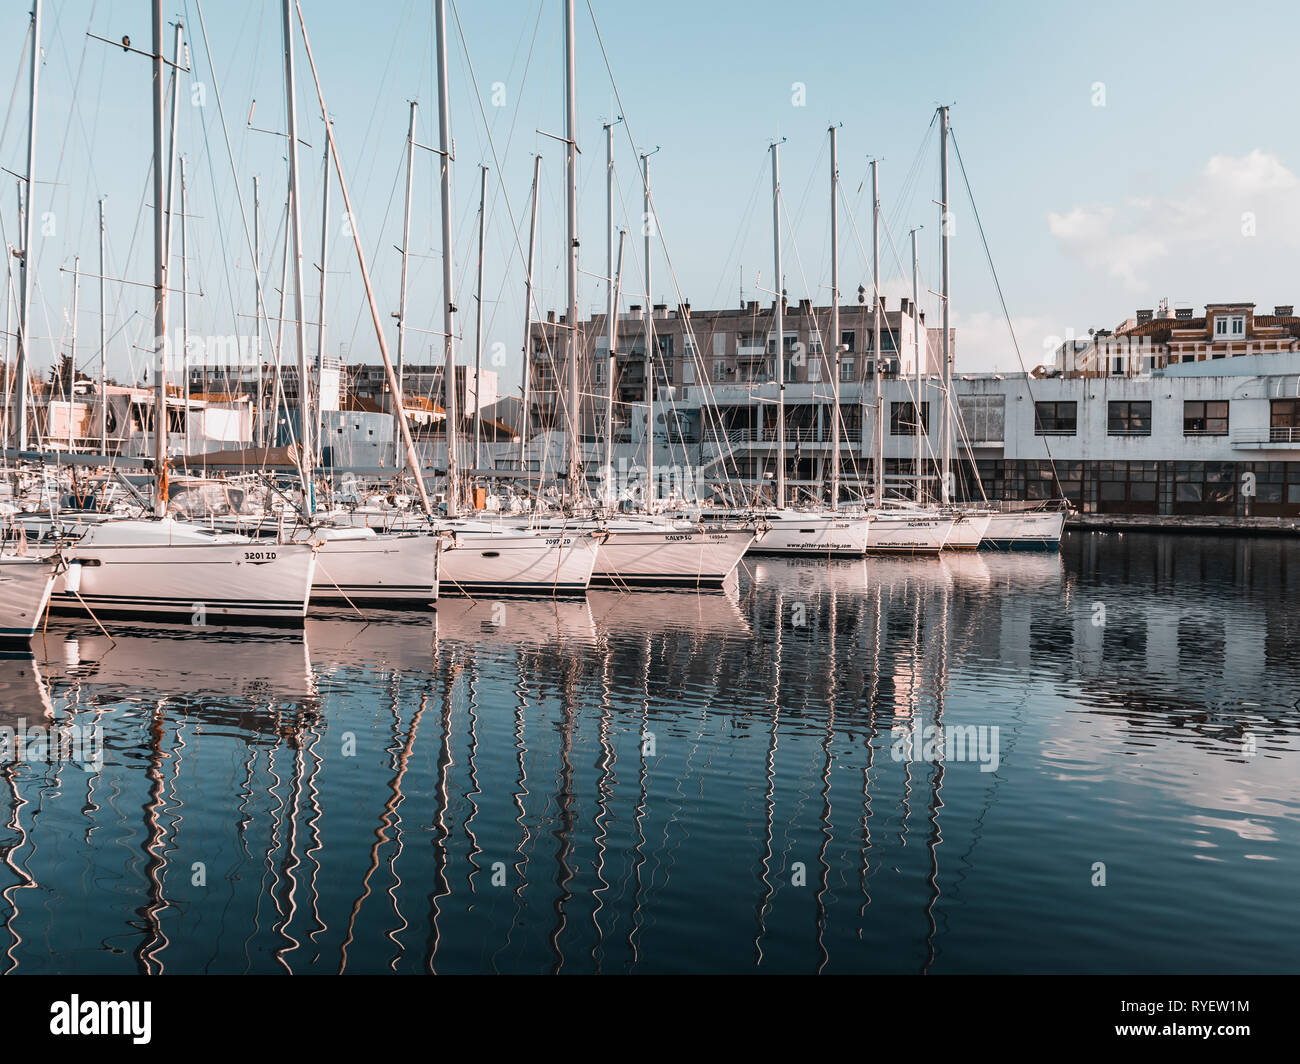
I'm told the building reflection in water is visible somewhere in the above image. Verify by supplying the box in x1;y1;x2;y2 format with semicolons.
0;533;1297;974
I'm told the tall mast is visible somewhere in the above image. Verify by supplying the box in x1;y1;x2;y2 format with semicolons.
253;175;263;446
435;0;459;517
472;164;487;480
98;197;107;453
605;229;625;508
641;148;655;510
603;117;616;507
3;186;13;445
563;0;580;502
68;256;78;452
911;225;924;504
828;124;840;511
151;0;167;514
771;139;785;509
281;0;313;510
871;158;883;508
180;156;190;454
316;136;329;471
939;105;952;505
520;153;541;476
395;101;416;469
293;0;431;516
164;22;184;268
14;0;40;451
270;204;290;449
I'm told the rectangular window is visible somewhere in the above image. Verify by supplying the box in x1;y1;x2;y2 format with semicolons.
656;336;674;382
890;401;929;435
1108;400;1152;436
958;394;1006;443
682;359;695;385
1183;400;1228;436
866;329;898;352
840;330;856;353
1215;317;1228;336
1270;399;1300;427
1034;400;1077;436
840;357;855;382
1270;399;1300;442
713;359;727;383
1232;316;1245;335
807;358;822;383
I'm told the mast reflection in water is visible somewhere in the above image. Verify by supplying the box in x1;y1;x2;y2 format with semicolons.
0;533;1296;973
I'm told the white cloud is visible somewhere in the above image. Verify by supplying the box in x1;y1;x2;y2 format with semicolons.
1048;150;1300;292
952;310;1064;374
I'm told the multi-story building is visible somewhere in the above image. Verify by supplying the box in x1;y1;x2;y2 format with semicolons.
1053;300;1300;377
528;297;946;443
515;298;1300;520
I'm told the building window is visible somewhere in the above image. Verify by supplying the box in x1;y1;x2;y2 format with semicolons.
1034;400;1077;436
713;359;727;383
1270;399;1300;442
1173;461;1236;515
1215;317;1227;336
839;357;855;382
1183;400;1228;436
890;401;929;435
1098;461;1159;513
809;335;824;356
1108;400;1152;436
1231;316;1245;336
807;358;821;383
866;329;898;352
958;394;1005;443
682;359;695;385
840;331;855;353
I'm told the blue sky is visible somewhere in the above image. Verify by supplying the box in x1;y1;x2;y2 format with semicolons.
3;0;1298;393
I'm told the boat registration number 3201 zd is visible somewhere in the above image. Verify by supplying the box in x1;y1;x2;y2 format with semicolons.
243;551;277;563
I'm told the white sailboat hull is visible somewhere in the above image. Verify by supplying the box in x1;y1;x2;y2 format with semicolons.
308;531;439;606
587;527;755;588
439;529;596;597
50;531;317;626
744;513;872;556
943;513;993;551
980;510;1066;551
866;513;953;554
0;556;58;640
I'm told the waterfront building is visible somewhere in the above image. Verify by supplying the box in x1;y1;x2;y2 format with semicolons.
514;297;1300;519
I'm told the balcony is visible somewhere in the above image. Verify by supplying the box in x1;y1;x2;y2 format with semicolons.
1233;426;1300;449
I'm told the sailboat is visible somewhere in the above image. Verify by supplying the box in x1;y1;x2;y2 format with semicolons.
518;1;757;588
11;2;319;627
706;134;877;558
412;0;596;597
0;516;58;641
928;106;1063;552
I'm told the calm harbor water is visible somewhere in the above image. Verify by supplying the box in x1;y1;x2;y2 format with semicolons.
1;532;1296;974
